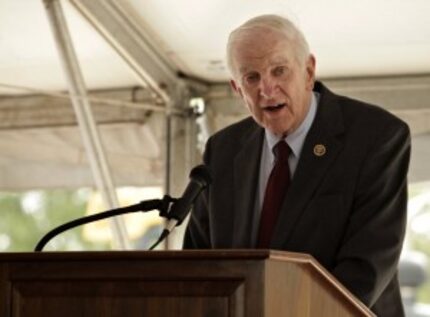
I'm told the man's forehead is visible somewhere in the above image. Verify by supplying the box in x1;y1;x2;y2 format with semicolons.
236;54;292;74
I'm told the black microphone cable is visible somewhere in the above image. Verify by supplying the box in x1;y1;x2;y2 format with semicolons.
34;196;174;251
34;164;211;252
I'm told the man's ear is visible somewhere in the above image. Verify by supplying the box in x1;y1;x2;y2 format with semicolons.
230;79;243;98
305;54;316;90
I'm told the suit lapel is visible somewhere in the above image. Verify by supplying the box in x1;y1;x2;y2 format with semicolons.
271;84;345;249
232;125;264;247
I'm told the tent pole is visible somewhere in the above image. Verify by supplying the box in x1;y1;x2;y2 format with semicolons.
43;0;130;249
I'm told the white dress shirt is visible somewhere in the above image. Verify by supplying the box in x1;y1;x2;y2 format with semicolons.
250;92;319;246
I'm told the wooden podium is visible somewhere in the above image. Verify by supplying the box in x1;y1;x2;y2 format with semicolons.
0;250;375;317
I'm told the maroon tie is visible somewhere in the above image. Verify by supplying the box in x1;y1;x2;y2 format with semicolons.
256;141;291;248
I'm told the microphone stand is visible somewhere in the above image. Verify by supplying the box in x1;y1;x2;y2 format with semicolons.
34;195;176;252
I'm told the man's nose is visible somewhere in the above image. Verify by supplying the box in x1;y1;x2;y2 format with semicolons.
259;77;276;99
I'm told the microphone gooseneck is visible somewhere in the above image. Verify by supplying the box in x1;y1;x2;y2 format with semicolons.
34;165;211;252
34;196;174;252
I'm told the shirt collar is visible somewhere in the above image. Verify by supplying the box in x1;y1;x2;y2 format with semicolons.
265;92;319;157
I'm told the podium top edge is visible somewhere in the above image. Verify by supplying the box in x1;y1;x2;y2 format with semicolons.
0;249;313;262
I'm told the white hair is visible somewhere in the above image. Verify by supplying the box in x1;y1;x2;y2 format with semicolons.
226;14;310;76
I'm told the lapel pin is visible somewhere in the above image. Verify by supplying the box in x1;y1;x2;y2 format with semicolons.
313;144;326;157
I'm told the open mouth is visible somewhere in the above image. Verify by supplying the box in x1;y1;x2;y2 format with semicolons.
263;103;286;112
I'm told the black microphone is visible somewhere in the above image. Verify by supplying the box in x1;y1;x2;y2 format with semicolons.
149;164;211;250
167;164;212;226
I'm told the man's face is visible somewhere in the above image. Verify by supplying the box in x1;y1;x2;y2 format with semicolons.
230;28;315;137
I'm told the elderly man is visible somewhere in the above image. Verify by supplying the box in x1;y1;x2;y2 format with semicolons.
183;14;410;317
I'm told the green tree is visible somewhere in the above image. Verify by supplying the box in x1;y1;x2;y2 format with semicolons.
0;189;109;252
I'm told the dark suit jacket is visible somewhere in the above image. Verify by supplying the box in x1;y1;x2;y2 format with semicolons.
183;81;411;317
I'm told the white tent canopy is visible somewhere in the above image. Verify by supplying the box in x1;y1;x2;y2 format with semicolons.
0;0;429;190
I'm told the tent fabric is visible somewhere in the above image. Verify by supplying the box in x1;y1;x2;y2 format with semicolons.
0;123;163;190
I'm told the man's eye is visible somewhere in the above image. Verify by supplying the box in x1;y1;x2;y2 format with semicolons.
245;73;260;83
273;66;287;76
